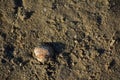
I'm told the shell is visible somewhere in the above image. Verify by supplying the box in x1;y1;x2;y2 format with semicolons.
34;46;51;63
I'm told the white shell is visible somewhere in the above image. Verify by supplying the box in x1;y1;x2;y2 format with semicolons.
34;47;50;62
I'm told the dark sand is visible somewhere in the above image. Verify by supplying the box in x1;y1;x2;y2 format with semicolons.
0;0;120;80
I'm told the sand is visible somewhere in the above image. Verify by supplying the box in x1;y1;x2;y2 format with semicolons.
0;0;120;80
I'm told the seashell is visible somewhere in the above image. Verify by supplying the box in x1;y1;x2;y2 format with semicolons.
34;46;52;63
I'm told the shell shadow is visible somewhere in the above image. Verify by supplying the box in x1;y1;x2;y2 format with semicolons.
41;42;66;59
